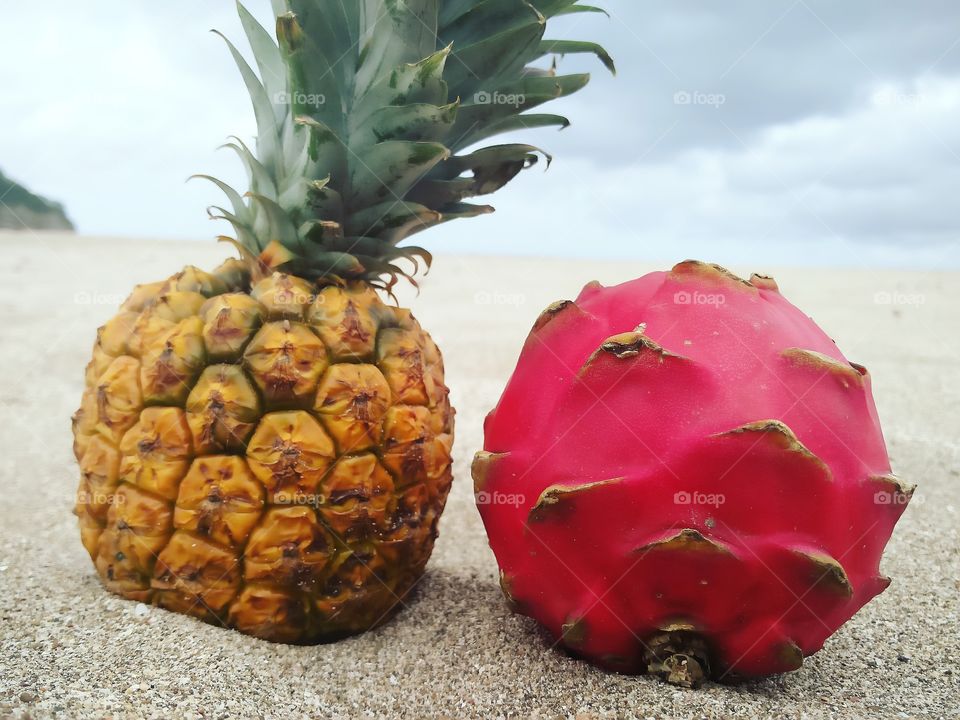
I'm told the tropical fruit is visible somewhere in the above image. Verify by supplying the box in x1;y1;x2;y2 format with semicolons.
473;261;912;684
72;0;611;642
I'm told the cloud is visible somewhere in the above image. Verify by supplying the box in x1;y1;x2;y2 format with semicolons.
0;1;254;239
542;0;960;161
441;75;960;268
0;1;957;267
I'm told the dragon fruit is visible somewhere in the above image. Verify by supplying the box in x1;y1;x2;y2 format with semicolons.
473;261;912;686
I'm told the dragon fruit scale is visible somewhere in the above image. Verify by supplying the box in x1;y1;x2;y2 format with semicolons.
472;260;912;686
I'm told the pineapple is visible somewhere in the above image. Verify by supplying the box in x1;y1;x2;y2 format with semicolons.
72;0;612;643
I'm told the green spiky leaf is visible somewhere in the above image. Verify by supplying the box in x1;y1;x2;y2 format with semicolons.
538;39;615;74
204;0;612;286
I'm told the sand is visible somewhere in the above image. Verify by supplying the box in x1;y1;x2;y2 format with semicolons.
0;232;957;719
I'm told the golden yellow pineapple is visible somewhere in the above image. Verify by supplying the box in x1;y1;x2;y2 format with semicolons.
74;267;452;640
72;0;610;642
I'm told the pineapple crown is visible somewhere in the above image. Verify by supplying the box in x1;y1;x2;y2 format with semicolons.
201;0;613;291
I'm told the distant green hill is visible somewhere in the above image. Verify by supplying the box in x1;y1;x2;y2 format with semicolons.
0;170;74;231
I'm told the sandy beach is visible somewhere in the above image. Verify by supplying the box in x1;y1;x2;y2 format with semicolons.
0;232;957;719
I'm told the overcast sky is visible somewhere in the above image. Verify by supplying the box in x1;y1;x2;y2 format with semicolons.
1;1;959;267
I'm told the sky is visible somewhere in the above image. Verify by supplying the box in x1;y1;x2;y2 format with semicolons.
1;1;959;268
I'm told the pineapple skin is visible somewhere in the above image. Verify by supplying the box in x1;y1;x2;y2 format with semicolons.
72;259;454;643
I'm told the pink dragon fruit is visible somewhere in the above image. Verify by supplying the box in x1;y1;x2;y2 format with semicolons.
473;260;912;686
